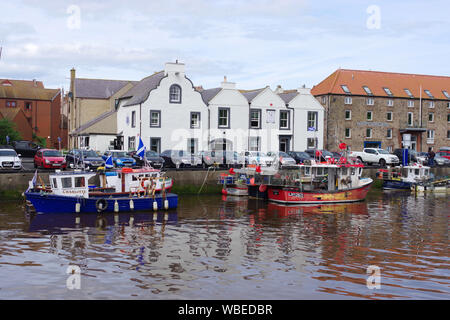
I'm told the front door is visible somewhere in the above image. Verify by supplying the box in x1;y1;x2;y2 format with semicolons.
279;136;291;152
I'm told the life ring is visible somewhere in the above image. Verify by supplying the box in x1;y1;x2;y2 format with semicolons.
95;198;108;212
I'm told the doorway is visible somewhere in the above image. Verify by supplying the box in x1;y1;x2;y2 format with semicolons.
279;136;291;152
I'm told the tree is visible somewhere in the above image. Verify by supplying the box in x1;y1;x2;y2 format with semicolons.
0;119;22;145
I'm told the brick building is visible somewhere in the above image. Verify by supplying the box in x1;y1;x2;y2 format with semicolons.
311;69;450;152
0;79;65;149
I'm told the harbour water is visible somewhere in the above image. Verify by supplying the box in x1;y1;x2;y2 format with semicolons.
0;190;448;299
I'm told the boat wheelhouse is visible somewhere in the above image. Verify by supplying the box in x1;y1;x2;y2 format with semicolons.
378;164;432;190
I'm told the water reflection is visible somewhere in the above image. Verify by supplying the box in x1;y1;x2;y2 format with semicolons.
0;192;448;299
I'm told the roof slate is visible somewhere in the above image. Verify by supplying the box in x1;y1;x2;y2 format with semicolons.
121;71;166;107
75;78;136;99
240;88;265;102
200;87;222;104
0;79;59;101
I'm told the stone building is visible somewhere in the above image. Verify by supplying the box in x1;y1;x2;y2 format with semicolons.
311;69;450;152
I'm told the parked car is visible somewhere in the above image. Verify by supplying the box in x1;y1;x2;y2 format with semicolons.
266;151;297;166
102;150;136;167
350;148;399;166
34;149;67;169
434;154;450;166
160;150;202;168
129;150;165;168
287;151;312;164
198;150;244;167
304;149;335;162
393;148;421;165
0;149;22;170
65;149;105;170
437;147;450;161
241;151;274;167
12;140;40;157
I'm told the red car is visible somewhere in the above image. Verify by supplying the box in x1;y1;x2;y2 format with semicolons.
437;148;450;160
34;149;67;169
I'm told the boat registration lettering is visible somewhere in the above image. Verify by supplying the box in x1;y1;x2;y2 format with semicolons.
288;192;303;198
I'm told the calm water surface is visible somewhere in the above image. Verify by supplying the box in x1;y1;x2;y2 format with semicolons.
0;191;448;299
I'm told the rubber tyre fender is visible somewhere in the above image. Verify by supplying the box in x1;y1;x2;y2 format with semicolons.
95;198;108;212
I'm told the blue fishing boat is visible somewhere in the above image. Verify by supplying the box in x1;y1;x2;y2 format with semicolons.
378;163;432;190
24;168;178;214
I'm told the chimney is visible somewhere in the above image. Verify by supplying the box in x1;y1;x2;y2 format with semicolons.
297;86;311;94
275;85;283;94
221;76;236;89
32;79;37;87
164;61;185;77
70;68;76;100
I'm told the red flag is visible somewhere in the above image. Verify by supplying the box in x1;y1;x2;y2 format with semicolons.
229;168;235;175
255;165;261;173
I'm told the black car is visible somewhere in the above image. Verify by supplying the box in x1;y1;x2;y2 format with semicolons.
287;151;312;164
12;140;41;157
65;149;105;170
129;150;165;168
304;149;335;162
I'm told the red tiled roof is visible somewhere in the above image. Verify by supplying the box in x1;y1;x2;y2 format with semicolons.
311;69;450;100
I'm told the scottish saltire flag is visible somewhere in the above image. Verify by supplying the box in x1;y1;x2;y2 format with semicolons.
307;127;316;131
137;135;146;160
26;170;38;192
105;154;114;169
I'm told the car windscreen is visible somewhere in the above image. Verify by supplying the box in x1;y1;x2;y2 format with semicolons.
377;149;390;154
279;152;290;157
43;150;62;157
146;151;159;157
112;152;127;157
81;150;98;157
0;150;17;157
252;152;266;157
322;150;333;157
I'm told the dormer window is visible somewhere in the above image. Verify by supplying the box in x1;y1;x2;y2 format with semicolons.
383;87;393;96
424;89;434;99
443;90;450;99
404;88;414;98
169;84;182;103
341;85;351;94
362;86;373;95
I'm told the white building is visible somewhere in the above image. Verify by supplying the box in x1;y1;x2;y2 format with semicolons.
115;61;324;155
117;62;208;154
277;86;325;151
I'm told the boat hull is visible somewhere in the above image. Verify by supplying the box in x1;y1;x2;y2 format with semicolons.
267;179;372;204
221;185;248;196
24;192;178;214
382;179;412;190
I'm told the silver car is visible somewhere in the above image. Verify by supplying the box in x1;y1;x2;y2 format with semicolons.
266;151;297;166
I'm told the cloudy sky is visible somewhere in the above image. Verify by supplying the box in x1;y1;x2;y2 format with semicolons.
1;0;449;91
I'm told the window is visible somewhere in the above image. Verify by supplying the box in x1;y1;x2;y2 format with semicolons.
428;112;434;122
345;110;351;120
187;138;198;154
249;137;260;151
279;110;290;129
366;128;372;138
367;111;373;121
443;90;450;99
150;138;161;153
383;87;393;96
266;110;276;123
52;178;58;189
61;177;72;189
250;109;261;129
447;114;450;123
341;85;351;94
307;137;317;149
408;100;414;107
128;136;136;150
6;101;17;108
427;130;435;143
447;130;450;139
387;128;392;139
321;96;327;104
169;84;181;103
131;111;136;128
307;111;318;131
362;86;373;95
25;102;32;110
404;88;413;98
448;102;450;109
75;177;85;188
386;112;393;121
150;110;161;127
387;99;394;106
424;89;434;99
190;112;201;128
218;108;230;128
428;101;435;108
345;128;351;138
366;98;374;105
344;97;352;104
407;112;413;126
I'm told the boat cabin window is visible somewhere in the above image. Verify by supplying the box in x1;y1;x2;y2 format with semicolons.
52;178;58;188
302;166;311;176
342;167;348;175
402;168;408;177
415;169;419;176
351;168;356;175
316;167;325;176
424;169;429;175
132;175;138;181
359;168;362;175
75;177;85;188
61;177;72;188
